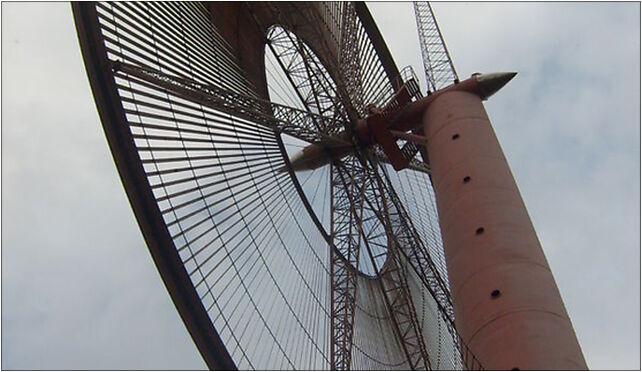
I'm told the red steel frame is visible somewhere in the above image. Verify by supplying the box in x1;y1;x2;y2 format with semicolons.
75;0;588;369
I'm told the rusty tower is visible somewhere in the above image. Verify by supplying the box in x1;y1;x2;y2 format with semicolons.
74;2;586;370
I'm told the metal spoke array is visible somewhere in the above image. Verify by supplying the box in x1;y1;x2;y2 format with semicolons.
378;251;431;370
337;3;399;117
329;158;364;370
348;159;432;370
92;2;336;368
331;155;427;370
414;2;459;92
78;1;481;370
266;18;436;370
377;163;483;370
114;61;347;145
318;2;344;50
376;169;456;326
338;3;365;121
266;26;347;135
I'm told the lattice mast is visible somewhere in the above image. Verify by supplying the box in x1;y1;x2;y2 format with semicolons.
413;2;458;92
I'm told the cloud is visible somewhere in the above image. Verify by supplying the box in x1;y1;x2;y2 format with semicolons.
369;2;640;369
2;2;639;370
1;3;206;369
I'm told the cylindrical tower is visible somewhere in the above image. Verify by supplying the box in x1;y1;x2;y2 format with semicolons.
422;83;587;370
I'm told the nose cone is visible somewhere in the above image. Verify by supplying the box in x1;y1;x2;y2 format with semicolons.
281;140;355;173
475;72;517;100
282;143;335;172
288;147;319;172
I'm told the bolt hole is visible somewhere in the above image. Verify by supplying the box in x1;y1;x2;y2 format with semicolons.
475;227;484;235
491;289;501;299
452;133;460;140
463;176;471;183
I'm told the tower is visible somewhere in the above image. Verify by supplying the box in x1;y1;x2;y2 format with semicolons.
73;2;587;369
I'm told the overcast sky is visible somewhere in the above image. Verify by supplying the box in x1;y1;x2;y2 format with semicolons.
2;2;640;370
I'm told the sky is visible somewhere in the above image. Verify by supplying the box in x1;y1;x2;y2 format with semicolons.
2;2;640;370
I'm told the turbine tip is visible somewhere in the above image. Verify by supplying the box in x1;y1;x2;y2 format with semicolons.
474;72;517;100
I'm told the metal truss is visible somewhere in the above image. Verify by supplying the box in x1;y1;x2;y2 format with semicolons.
329;158;364;370
113;62;348;145
265;25;348;135
373;163;456;326
367;163;432;370
414;2;459;92
373;147;432;176
368;156;484;370
78;1;484;369
330;156;432;370
116;52;481;371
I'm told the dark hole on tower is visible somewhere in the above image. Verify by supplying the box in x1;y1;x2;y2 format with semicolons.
490;289;501;299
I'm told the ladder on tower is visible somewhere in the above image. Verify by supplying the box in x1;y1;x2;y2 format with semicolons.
414;2;459;93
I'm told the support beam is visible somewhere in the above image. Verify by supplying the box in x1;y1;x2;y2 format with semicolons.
422;88;587;370
330;160;364;370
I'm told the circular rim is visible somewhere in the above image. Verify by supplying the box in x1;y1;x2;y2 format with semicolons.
72;3;237;369
73;2;415;369
265;23;392;278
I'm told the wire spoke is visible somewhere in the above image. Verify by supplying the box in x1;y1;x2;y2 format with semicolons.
75;1;482;370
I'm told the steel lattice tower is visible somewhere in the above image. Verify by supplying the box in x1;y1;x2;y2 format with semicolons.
74;2;587;370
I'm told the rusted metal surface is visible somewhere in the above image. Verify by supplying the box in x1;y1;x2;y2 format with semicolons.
376;72;517;134
285;70;426;173
206;4;441;368
390;130;427;145
75;1;490;370
422;88;587;370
